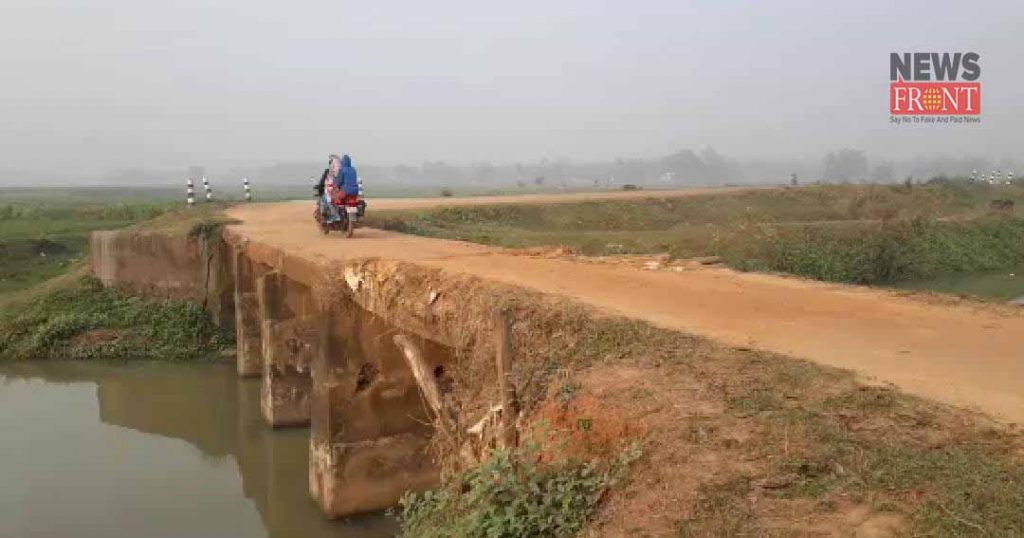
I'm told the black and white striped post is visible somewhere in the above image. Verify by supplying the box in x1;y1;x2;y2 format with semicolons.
243;177;252;201
1007;172;1014;185
203;176;213;201
310;176;317;198
186;178;195;207
970;169;977;183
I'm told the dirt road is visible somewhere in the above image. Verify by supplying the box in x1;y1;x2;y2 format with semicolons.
333;185;764;210
227;191;1024;423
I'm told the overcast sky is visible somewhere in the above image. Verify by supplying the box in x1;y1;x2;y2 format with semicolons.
1;0;1022;178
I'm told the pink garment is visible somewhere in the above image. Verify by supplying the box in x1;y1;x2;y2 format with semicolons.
328;154;341;184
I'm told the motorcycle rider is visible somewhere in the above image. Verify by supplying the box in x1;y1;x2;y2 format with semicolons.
336;154;362;202
319;155;342;222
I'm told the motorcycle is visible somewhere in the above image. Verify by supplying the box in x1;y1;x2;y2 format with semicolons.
315;185;366;237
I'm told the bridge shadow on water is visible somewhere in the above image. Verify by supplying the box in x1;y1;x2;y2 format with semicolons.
0;361;396;538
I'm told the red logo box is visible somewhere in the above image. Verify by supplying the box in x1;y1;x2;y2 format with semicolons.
890;81;981;115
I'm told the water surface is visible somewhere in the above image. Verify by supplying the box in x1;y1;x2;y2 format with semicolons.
0;361;396;538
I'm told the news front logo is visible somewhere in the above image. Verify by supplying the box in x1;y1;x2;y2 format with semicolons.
889;52;981;124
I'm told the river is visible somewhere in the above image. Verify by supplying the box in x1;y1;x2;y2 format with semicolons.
0;361;396;538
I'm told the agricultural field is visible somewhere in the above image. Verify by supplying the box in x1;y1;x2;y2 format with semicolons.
0;192;176;294
0;193;233;362
373;182;1024;300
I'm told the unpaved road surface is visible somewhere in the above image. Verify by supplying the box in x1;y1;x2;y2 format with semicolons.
228;191;1024;423
344;185;760;210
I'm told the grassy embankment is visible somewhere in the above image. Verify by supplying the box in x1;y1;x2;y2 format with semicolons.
383;183;1024;537
0;201;171;293
0;194;234;361
0;276;232;361
372;182;1024;296
394;297;1024;538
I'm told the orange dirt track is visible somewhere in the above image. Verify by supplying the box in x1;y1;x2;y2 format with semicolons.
226;190;1024;423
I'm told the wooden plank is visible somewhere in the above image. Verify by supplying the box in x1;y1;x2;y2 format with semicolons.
493;308;517;448
394;334;443;416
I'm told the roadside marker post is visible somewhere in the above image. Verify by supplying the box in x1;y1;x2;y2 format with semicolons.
186;179;195;207
203;176;213;201
243;177;252;201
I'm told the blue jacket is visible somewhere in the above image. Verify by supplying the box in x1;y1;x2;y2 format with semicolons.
335;154;361;196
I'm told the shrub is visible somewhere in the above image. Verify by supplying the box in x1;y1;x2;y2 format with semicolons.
27;312;101;355
753;217;1024;284
0;277;232;361
397;442;639;538
187;216;239;241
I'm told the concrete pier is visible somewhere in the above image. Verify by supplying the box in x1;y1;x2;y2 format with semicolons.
309;300;447;517
93;228;460;518
256;271;316;428
233;249;264;377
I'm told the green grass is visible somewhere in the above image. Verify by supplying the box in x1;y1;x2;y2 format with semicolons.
372;183;1024;289
734;216;1024;284
397;441;639;538
0;193;237;360
0;276;232;361
895;269;1024;300
0;236;88;293
0;200;176;294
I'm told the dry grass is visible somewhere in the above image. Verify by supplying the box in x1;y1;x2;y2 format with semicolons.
563;331;1024;538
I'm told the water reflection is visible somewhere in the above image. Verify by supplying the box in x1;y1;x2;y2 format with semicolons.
0;361;396;538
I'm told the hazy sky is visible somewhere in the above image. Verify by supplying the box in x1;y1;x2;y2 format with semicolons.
2;0;1022;177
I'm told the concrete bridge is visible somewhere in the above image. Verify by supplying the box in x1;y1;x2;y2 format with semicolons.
91;191;1024;518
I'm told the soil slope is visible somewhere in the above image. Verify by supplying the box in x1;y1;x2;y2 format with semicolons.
226;192;1024;423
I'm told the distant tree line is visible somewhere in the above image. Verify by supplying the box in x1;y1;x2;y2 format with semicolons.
24;149;1020;189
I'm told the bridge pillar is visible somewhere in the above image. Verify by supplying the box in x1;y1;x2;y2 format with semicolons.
309;300;442;518
257;271;314;428
233;249;262;377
